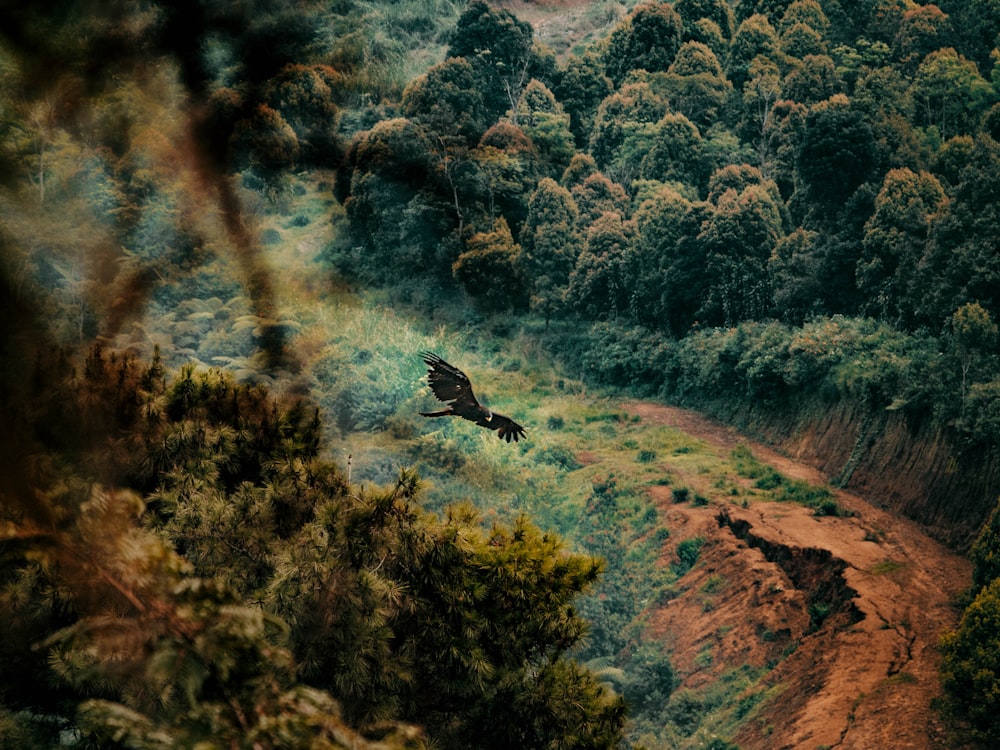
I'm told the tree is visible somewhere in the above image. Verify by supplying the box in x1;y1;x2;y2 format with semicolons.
783;54;843;104
566;212;635;319
553;51;614;148
521;178;580;321
229;103;300;176
630;184;709;333
342;119;452;281
263;64;344;164
699;185;784;324
911;47;993;139
922;137;1000;325
796;93;876;210
727;14;782;89
452;216;529;311
933;134;975;186
892;4;953;71
857;167;948;327
742;55;783;167
604;3;684;86
446;0;538;122
0;343;626;748
780;21;827;59
660;41;733;129
674;0;735;40
515;79;575;177
987;102;1000;142
942;0;1000;72
633;112;710;190
769;226;824;324
571;172;630;227
589;81;669;172
470;121;540;234
950;303;1000;409
779;0;830;35
762;98;807;199
401;57;490;144
562;152;600;189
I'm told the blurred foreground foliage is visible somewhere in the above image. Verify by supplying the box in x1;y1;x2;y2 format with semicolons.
0;345;624;748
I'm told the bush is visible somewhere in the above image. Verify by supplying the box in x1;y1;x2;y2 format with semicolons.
970;497;1000;591
535;445;583;471
672;536;705;577
940;578;1000;744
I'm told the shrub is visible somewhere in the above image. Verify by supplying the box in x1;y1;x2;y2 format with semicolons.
672;536;706;576
970;497;1000;591
940;578;1000;744
535;445;583;471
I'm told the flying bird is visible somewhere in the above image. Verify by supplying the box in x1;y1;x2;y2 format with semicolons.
419;352;526;443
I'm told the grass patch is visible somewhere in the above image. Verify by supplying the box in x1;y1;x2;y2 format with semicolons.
869;559;906;576
730;445;841;513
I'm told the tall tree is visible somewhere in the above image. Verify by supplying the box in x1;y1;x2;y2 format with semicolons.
699;184;784;324
796;93;876;212
470;121;540;235
571;172;631;227
660;41;733;129
521;178;581;321
553;51;614;149
911;47;993;139
604;2;685;86
631;184;710;333
727;13;783;89
566;212;635;319
674;0;736;40
589;81;669;174
783;54;843;104
857;167;948;327
515;79;576;177
892;4;953;72
452;216;529;311
446;0;538;122
949;302;1000;410
632;111;710;191
401;57;490;144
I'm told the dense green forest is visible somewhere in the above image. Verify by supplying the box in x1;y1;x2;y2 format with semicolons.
4;0;1000;747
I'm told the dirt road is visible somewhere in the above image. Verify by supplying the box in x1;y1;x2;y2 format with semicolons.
624;401;972;749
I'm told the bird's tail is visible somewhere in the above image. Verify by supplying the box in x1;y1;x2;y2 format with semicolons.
419;408;452;418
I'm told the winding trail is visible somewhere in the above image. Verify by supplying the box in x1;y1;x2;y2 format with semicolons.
623;401;972;750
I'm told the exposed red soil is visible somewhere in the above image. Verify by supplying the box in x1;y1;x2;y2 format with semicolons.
623;400;973;749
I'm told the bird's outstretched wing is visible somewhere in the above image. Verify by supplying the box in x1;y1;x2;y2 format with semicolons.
419;352;526;442
421;351;480;408
473;411;527;443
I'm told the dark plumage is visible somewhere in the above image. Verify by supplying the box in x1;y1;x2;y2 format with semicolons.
419;352;527;443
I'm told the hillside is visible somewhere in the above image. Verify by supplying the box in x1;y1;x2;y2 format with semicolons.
3;0;1000;747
